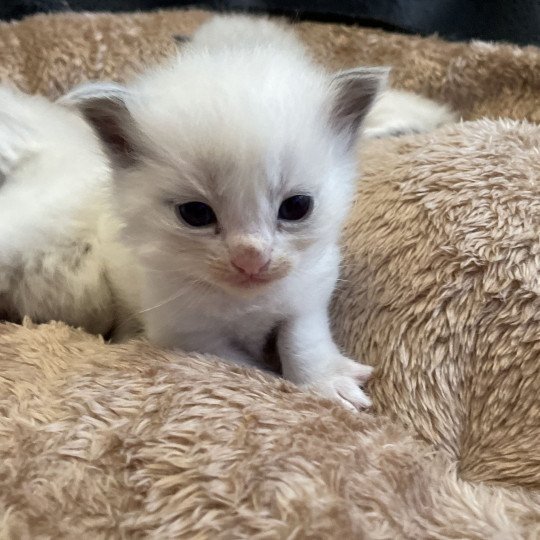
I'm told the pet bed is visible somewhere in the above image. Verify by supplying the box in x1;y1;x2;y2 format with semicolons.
0;9;538;538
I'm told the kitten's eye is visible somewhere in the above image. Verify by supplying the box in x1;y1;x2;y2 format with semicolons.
278;195;313;221
175;201;217;227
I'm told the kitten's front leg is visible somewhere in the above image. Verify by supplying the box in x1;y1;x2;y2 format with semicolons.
278;310;372;410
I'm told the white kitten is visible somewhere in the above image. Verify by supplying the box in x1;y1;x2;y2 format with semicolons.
61;15;453;409
0;85;140;338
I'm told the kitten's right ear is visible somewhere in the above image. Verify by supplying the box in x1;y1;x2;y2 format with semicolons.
58;82;137;166
330;67;389;148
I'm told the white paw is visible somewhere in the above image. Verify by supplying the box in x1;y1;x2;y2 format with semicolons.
300;357;373;411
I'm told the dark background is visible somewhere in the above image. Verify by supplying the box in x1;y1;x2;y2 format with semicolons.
1;0;539;46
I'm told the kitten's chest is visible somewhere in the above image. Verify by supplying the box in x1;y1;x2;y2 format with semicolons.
228;306;281;334
226;307;282;360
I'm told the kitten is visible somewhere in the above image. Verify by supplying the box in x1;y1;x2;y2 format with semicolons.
0;85;140;339
61;15;452;409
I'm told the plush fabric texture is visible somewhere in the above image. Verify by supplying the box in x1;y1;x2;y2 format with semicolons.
0;9;539;538
1;321;539;538
335;120;540;489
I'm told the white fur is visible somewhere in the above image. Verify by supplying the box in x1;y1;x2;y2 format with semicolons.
363;89;457;138
0;86;139;338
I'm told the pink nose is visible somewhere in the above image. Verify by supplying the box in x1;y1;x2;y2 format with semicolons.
231;251;270;276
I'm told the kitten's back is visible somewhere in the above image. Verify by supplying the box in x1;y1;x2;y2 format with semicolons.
0;86;140;338
0;86;109;259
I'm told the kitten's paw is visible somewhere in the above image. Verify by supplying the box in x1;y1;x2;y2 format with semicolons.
300;357;373;411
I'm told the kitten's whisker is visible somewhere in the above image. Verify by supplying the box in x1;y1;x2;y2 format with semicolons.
112;275;214;335
143;266;183;274
137;288;187;315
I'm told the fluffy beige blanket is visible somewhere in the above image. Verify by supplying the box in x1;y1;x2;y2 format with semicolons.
0;9;539;538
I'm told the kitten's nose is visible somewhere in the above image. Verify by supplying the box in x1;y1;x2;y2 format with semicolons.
230;248;270;276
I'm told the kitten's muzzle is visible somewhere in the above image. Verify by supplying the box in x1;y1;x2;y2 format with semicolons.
230;247;271;277
213;256;290;290
231;257;271;277
215;238;288;288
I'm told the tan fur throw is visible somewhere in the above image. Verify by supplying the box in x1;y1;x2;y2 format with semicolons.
336;120;540;489
1;321;539;538
0;9;539;538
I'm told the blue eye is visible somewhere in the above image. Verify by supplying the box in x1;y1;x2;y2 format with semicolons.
175;201;217;227
278;195;313;221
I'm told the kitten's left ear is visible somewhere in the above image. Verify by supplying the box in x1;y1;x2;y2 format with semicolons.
57;82;138;167
330;67;389;147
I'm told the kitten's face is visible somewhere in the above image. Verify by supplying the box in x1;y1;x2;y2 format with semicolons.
116;122;354;296
60;47;385;298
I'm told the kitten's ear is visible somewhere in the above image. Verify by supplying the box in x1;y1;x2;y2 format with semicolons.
58;82;137;166
330;67;389;147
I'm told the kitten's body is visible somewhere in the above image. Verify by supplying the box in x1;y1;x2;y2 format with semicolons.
0;86;139;338
61;15;455;409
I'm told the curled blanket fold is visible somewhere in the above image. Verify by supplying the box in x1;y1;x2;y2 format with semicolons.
0;8;539;538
